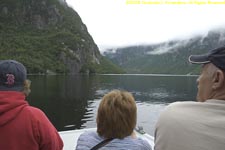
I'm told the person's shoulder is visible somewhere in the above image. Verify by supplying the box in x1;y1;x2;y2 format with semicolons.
119;137;152;150
80;130;97;136
76;130;101;150
165;101;199;112
78;130;100;141
157;101;198;124
167;101;198;108
24;106;46;116
22;106;52;123
136;138;152;150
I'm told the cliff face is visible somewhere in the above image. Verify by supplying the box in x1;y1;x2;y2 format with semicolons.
1;0;63;28
0;0;123;74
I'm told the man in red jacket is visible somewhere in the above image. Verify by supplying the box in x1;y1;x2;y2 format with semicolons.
0;60;63;150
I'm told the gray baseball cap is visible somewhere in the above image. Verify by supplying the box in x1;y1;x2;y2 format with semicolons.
189;46;225;71
0;60;27;91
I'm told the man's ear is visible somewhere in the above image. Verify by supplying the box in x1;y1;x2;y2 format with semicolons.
212;70;225;90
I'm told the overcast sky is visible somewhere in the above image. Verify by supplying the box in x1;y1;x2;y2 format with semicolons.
66;0;225;51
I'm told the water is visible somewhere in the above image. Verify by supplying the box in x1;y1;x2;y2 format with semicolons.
27;74;198;135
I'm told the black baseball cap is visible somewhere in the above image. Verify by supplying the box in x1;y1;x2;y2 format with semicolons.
0;60;27;91
189;46;225;71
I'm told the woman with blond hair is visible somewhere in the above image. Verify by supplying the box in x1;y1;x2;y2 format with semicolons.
76;90;151;150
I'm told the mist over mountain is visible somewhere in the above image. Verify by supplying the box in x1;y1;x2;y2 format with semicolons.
0;0;123;74
103;28;225;74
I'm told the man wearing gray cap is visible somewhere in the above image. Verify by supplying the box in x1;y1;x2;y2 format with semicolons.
0;60;63;150
154;46;225;150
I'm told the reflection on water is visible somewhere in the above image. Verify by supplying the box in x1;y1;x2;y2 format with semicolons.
27;74;198;135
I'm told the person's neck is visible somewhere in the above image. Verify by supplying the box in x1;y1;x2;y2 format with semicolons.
131;131;137;138
211;89;225;100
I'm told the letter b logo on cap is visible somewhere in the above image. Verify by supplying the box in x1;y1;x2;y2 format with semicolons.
5;74;15;86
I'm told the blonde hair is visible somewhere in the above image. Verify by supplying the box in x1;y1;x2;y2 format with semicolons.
97;90;137;139
22;79;31;96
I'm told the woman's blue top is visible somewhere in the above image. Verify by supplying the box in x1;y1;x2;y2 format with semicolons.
76;131;152;150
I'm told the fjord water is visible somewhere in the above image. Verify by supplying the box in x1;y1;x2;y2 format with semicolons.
27;74;198;135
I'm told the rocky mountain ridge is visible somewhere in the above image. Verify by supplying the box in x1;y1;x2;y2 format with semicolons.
103;28;225;74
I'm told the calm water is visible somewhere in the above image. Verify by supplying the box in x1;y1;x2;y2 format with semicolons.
27;74;198;135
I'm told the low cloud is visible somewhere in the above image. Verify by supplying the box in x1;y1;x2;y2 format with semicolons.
147;40;189;55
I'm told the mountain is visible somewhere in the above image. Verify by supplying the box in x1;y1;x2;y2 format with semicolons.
103;28;225;75
0;0;124;74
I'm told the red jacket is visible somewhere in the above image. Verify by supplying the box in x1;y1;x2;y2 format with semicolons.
0;91;63;150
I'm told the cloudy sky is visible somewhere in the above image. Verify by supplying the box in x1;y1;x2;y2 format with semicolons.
66;0;225;51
